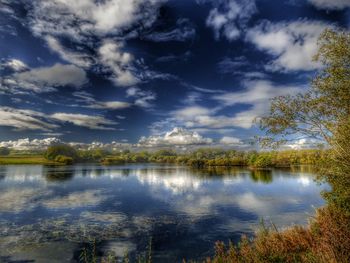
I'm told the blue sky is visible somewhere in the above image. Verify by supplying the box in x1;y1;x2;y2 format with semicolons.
0;0;349;148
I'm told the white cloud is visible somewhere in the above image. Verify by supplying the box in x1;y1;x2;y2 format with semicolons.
0;138;61;150
2;63;87;93
45;36;93;68
220;136;242;145
165;80;301;131
0;107;58;131
282;138;324;150
51;113;118;130
16;0;165;87
29;0;163;39
213;80;302;128
88;101;131;110
16;63;87;88
126;87;156;108
206;0;256;41
73;91;131;110
138;127;213;147
0;58;27;72
246;20;330;71
99;40;138;86
308;0;350;10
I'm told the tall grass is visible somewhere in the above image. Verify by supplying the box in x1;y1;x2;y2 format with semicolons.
202;206;350;263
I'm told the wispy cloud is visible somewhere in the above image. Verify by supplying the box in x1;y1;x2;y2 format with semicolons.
2;62;88;93
73;91;131;110
143;18;196;42
0;107;58;131
307;0;350;10
126;87;156;109
51;113;118;130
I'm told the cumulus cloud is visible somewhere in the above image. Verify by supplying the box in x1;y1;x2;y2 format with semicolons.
307;0;350;10
0;137;132;151
138;127;213;147
0;137;61;150
51;113;118;130
282;138;324;150
206;0;257;41
246;20;330;71
29;0;163;39
0;106;58;131
2;63;87;93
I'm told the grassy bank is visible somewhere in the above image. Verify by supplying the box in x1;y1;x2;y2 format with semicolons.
205;206;350;263
0;155;58;165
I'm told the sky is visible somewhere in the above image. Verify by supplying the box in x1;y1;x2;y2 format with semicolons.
0;0;349;149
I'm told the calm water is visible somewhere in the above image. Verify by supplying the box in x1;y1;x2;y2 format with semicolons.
0;164;326;262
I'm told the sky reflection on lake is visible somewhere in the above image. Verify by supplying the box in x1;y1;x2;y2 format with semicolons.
0;164;326;262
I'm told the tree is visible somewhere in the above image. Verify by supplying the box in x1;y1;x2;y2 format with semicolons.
259;29;350;150
0;147;10;156
44;144;78;161
259;29;350;214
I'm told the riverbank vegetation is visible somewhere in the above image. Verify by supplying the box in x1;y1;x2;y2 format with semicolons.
0;146;326;169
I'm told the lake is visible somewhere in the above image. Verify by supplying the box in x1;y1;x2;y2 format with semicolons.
0;164;327;262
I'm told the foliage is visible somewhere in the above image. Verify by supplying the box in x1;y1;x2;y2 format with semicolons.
44;144;78;161
259;28;350;148
54;155;74;165
0;147;10;156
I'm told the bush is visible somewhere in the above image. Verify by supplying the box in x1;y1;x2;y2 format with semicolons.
44;144;78;161
0;147;10;156
54;155;73;165
251;154;274;168
101;157;126;165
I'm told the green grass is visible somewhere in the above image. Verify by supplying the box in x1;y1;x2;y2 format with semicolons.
0;155;58;165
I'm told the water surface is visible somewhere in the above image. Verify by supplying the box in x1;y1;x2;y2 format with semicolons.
0;164;326;262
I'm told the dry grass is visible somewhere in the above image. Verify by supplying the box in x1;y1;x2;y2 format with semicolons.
202;206;350;263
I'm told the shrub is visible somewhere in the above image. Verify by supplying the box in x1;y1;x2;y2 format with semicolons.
0;147;10;156
54;155;74;165
44;144;78;161
251;154;274;168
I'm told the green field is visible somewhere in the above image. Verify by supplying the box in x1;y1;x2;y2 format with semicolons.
0;155;58;165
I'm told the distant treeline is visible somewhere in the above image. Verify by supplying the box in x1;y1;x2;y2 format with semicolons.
28;144;328;168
